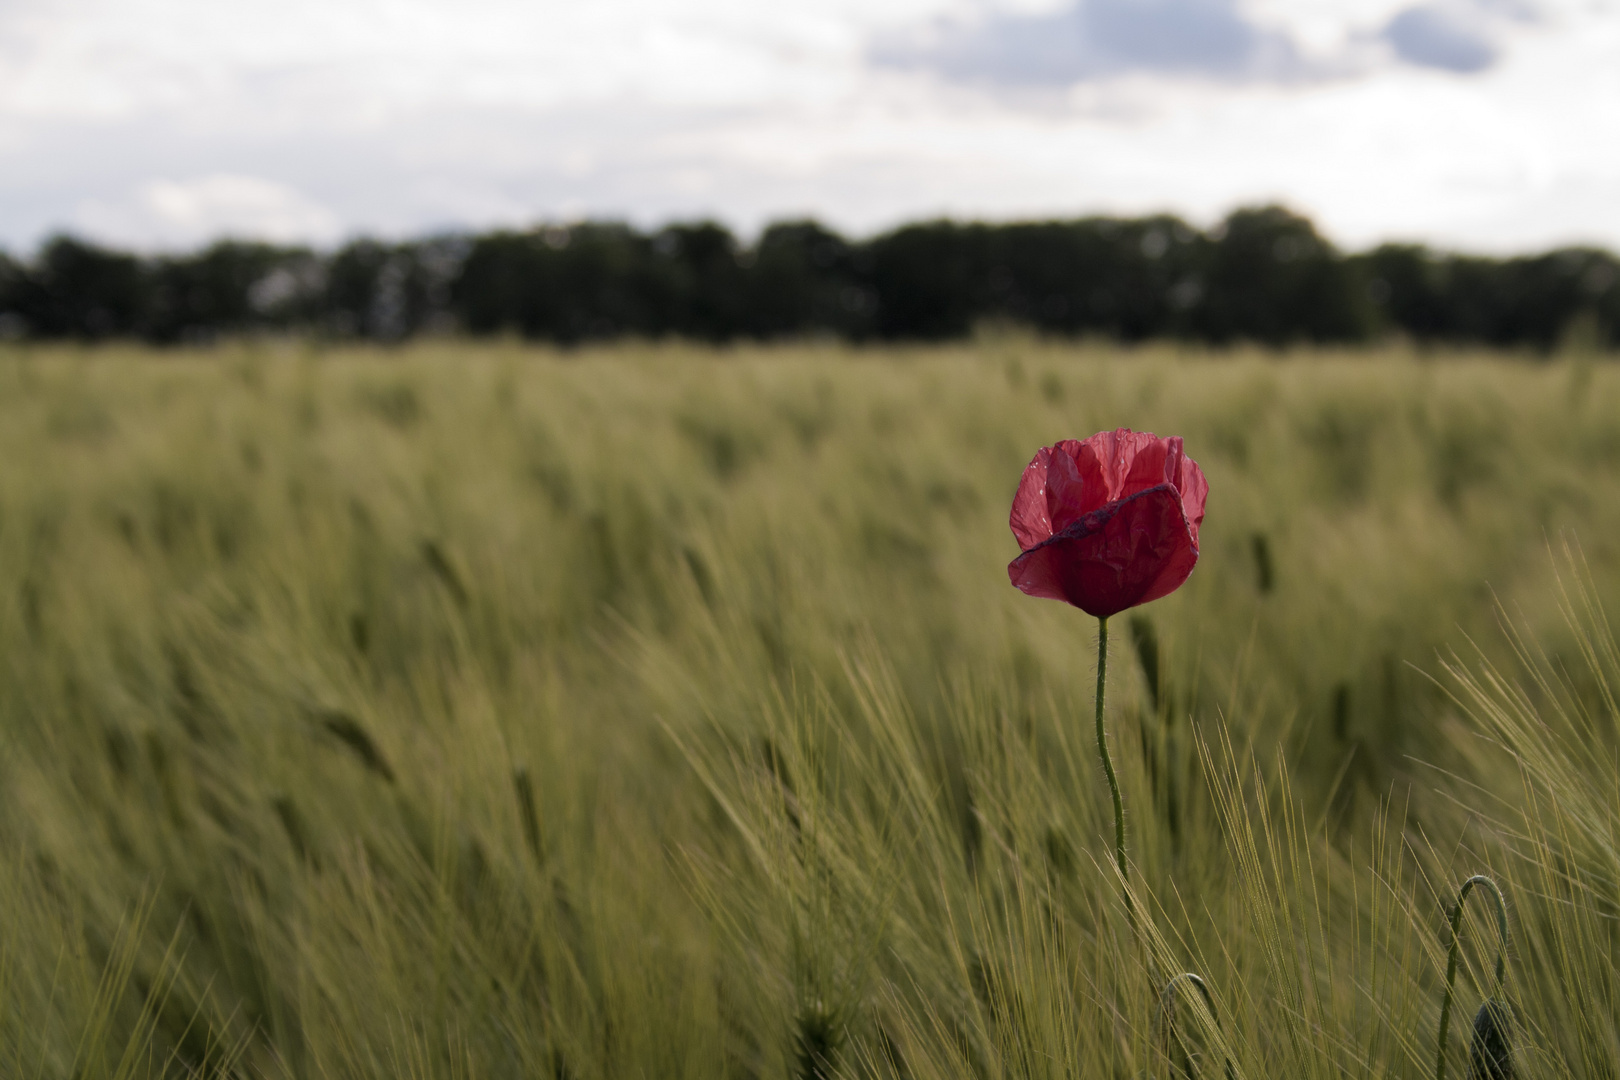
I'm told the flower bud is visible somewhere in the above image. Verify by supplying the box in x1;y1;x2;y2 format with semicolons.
1467;999;1512;1080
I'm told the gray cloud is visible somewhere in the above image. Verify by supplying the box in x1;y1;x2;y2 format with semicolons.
1381;3;1500;73
874;0;1540;89
871;0;1311;87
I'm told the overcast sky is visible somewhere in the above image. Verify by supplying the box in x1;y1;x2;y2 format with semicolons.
0;0;1615;254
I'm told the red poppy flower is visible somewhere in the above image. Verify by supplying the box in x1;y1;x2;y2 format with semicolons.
1008;429;1208;618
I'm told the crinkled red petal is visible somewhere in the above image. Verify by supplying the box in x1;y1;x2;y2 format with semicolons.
1006;483;1199;618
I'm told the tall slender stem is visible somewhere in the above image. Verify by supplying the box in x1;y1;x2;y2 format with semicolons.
1094;615;1127;887
1435;875;1509;1080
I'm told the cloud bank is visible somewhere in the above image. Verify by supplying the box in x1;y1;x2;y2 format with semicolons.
871;0;1533;88
0;0;1613;257
871;0;1313;86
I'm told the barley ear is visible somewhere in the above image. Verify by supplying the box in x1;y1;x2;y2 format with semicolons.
1154;972;1235;1080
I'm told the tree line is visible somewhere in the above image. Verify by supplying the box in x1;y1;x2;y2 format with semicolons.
1;205;1615;349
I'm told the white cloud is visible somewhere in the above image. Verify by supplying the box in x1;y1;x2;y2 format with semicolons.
0;0;1614;254
75;175;342;250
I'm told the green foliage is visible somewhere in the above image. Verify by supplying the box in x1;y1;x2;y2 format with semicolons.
7;209;1620;348
0;339;1619;1076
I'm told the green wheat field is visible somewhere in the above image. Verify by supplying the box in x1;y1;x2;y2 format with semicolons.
3;338;1620;1079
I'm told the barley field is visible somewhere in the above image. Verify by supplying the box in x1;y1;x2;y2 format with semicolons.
2;338;1620;1079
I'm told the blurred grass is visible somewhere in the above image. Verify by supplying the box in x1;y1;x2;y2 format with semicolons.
1;337;1619;1076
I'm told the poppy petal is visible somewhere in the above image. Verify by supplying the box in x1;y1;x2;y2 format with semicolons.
1070;433;1119;513
1177;452;1209;544
1121;434;1177;494
1007;483;1198;618
1043;440;1090;535
1010;446;1057;550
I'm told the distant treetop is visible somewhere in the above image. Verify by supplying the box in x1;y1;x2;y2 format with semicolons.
0;207;1615;350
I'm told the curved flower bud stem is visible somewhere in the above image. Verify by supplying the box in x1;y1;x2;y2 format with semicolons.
1095;615;1127;888
1154;973;1236;1080
1435;875;1510;1080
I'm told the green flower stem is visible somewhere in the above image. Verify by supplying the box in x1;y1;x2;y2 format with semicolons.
1095;615;1127;888
1435;875;1509;1080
